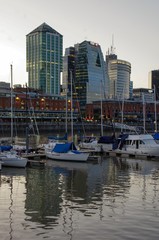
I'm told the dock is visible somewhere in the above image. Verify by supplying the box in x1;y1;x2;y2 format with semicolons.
27;159;46;167
23;153;46;160
22;152;46;167
81;148;158;160
21;148;158;167
102;150;157;160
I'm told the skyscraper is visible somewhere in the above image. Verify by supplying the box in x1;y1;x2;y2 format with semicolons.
106;52;131;100
74;41;107;112
62;46;76;97
26;23;63;95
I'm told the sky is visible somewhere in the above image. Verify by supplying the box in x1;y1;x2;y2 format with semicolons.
0;0;159;88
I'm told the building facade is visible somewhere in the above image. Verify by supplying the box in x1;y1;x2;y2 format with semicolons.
148;70;159;100
73;41;107;113
133;88;154;102
85;99;157;129
62;46;76;97
26;22;63;95
0;85;80;123
0;82;10;94
106;53;131;100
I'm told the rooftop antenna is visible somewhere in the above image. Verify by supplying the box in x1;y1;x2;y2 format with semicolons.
110;34;116;55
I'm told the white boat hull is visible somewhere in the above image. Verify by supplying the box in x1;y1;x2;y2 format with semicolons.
46;151;89;162
0;154;27;168
80;142;113;152
79;136;115;153
113;134;159;157
114;146;159;157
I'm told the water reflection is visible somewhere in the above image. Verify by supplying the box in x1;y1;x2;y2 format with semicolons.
0;168;26;240
25;158;133;230
114;157;159;215
25;167;63;226
0;157;159;240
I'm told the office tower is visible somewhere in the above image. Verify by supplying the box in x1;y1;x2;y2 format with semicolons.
106;50;131;100
26;23;63;95
73;41;107;112
62;46;76;97
148;70;159;100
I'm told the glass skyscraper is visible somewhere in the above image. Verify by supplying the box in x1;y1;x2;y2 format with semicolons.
74;41;107;112
106;53;131;100
62;46;76;97
26;22;63;95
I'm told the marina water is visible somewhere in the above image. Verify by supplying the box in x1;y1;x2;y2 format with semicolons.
0;156;159;240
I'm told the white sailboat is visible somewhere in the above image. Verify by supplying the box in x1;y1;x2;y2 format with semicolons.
45;71;89;162
0;151;27;168
13;84;40;153
46;142;89;162
0;65;28;168
79;80;115;153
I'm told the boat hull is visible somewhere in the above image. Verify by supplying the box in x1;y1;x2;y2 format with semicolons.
113;134;159;157
79;136;115;153
0;155;27;168
114;146;159;157
46;151;89;162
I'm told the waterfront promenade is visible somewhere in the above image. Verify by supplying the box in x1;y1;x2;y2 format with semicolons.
0;122;113;136
0;121;155;137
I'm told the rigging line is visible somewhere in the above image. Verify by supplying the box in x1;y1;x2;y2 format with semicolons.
72;79;86;137
27;87;40;135
13;114;18;137
27;88;35;135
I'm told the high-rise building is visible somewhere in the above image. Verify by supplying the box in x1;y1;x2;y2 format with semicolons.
73;41;108;112
26;22;63;95
148;70;159;100
106;52;131;100
62;46;76;97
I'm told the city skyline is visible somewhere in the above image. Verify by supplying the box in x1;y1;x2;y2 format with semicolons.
0;0;159;89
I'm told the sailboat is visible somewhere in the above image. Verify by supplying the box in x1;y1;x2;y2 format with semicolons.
45;71;89;162
13;84;40;153
46;141;89;161
79;80;115;153
112;92;159;158
0;151;27;168
43;133;68;153
0;65;27;168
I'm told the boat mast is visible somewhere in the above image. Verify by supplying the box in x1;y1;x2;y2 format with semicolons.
10;64;13;144
65;73;68;137
100;80;103;136
142;93;146;133
25;83;29;154
121;87;125;133
70;71;73;142
154;85;157;132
